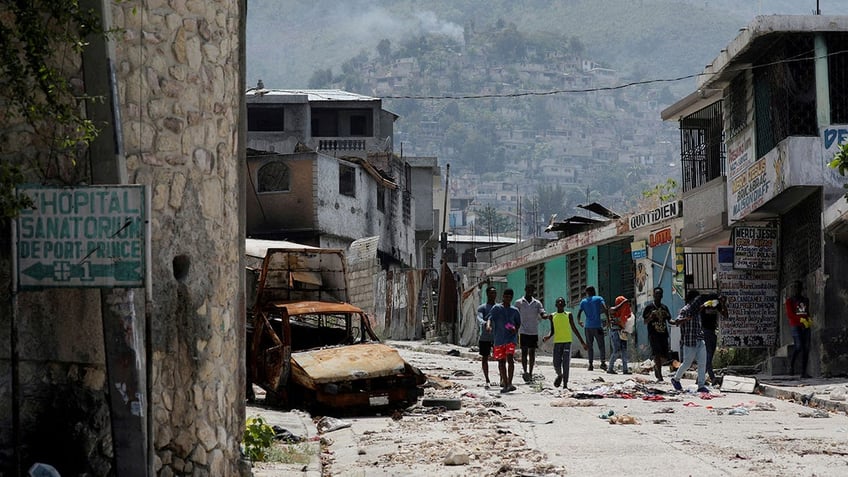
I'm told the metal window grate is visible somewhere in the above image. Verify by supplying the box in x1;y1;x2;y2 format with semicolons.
680;101;725;192
527;263;545;304
727;74;748;139
684;252;717;295
827;33;848;124
753;34;817;157
567;250;587;306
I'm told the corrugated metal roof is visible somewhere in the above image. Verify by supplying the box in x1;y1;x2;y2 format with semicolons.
446;235;518;244
245;238;318;258
248;88;380;102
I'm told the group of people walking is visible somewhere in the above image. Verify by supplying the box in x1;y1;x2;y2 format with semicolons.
477;279;813;393
476;284;641;393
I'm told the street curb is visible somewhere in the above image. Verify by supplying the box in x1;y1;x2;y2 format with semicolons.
757;383;848;414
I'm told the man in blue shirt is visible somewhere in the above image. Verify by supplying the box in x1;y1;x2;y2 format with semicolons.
476;286;498;388
577;286;609;371
486;289;521;393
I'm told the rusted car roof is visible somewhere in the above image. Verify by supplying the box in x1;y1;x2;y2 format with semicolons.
271;300;364;315
290;343;408;388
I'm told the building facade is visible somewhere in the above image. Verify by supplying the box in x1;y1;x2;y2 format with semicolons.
663;15;848;376
245;89;418;268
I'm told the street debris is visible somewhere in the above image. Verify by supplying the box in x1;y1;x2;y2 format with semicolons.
829;386;848;401
426;375;456;389
798;409;830;418
550;398;597;407
608;414;639;424
271;425;305;442
720;375;757;393
422;398;462;410
443;448;470;465
316;416;352;433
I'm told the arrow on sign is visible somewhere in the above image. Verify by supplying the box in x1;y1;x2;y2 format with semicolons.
22;261;142;282
90;262;142;281
21;262;55;281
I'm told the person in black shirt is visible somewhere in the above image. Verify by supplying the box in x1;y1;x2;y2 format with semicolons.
642;287;672;382
699;293;727;384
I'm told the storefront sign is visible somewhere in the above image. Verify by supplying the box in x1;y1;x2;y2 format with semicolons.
727;131;754;176
716;246;779;347
630;240;646;259
727;138;792;223
648;227;673;247
15;185;148;289
733;226;778;271
628;200;682;230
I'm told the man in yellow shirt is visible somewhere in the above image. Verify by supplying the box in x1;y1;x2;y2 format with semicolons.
543;297;575;389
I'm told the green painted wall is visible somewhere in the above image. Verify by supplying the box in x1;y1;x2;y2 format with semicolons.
587;246;599;294
507;269;525;298
543;256;567;311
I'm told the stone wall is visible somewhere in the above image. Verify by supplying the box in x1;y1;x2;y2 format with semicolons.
112;0;245;475
0;1;246;475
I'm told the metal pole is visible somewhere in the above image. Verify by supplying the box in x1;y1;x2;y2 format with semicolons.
10;216;21;476
442;164;450;239
144;186;153;476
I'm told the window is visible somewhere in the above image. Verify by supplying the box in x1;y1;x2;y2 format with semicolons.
350;115;367;136
568;250;588;306
527;263;545;304
679;101;725;192
312;110;339;137
828;33;848;123
752;34;816;157
377;187;385;212
247;104;284;131
257;161;290;192
726;74;748;139
339;164;356;197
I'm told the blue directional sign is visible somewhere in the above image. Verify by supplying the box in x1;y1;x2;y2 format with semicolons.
15;185;148;289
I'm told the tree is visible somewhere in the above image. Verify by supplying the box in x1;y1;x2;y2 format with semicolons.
640;178;680;209
535;184;570;225
0;1;105;218
307;68;334;88
829;143;848;198
475;204;512;236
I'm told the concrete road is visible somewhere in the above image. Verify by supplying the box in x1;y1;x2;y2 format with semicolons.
320;346;848;477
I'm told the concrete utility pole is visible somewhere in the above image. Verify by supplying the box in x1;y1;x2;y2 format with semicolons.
81;1;148;475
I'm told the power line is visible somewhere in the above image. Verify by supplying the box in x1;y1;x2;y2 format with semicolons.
381;48;848;101
382;73;702;100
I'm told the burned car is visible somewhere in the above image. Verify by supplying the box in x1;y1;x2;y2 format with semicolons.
246;241;425;413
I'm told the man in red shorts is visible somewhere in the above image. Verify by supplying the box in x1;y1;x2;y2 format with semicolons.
486;288;522;393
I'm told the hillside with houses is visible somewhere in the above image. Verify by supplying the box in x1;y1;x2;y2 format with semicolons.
304;21;679;235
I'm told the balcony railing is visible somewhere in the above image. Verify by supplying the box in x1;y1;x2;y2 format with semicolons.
317;139;366;152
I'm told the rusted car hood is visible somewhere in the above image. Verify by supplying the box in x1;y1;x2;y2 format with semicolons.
272;300;365;315
291;343;408;387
